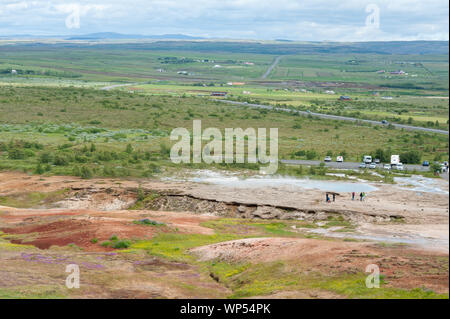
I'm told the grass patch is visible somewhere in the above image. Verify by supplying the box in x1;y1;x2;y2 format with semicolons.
0;189;70;208
133;219;166;227
129;233;242;261
0;285;67;299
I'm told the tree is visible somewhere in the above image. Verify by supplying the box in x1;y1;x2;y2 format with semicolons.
373;148;390;163
35;163;44;174
400;151;421;164
80;166;93;179
125;144;133;154
430;163;441;174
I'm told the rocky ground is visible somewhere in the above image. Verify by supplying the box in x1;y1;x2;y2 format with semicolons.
0;171;448;298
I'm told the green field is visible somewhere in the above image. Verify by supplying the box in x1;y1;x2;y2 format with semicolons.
0;41;448;178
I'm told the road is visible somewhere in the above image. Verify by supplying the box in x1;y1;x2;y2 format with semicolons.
280;159;430;172
213;99;449;135
101;83;140;91
261;56;282;79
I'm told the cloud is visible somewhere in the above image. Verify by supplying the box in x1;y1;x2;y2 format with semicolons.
0;0;448;40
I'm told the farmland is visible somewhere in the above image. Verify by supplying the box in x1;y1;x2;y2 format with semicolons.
0;39;448;300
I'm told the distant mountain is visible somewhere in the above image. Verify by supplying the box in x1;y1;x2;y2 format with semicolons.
66;32;204;40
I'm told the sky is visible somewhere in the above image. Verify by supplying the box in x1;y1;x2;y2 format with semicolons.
0;0;448;41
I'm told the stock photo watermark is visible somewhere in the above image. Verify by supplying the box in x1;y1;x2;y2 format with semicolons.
66;264;80;289
365;264;380;289
170;120;279;174
63;4;81;29
365;3;380;29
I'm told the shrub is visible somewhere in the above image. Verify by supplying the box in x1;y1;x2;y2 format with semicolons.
112;240;131;249
40;152;52;164
8;148;25;160
100;241;110;247
305;150;317;160
53;155;69;166
80;166;93;179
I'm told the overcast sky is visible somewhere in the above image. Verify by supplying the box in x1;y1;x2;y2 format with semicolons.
0;0;448;41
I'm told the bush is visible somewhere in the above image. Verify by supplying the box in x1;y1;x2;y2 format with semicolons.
80;166;93;179
8;148;25;160
400;151;421;164
40;152;52;163
112;240;131;249
306;150;317;160
53;155;69;166
34;163;45;174
100;241;110;247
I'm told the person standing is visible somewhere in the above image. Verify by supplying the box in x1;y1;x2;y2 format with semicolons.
359;192;363;201
333;193;336;202
352;192;355;201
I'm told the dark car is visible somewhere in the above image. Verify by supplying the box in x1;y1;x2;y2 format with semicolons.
422;161;430;167
381;120;389;124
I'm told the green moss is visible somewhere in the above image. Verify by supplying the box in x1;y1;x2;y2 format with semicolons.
0;285;67;299
128;192;160;210
313;273;449;299
129;233;242;261
0;189;70;208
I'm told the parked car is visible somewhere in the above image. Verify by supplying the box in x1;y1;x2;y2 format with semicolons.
422;161;430;167
374;158;380;164
369;163;377;169
324;156;332;162
336;156;344;162
359;163;366;169
383;164;391;170
381;120;389;124
396;163;404;171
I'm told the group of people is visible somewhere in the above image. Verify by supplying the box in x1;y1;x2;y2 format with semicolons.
352;191;366;201
326;191;366;203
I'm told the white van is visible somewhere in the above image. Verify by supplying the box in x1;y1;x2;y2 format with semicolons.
391;155;400;165
336;156;344;163
363;155;372;164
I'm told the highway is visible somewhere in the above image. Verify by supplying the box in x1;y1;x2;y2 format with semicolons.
213;99;449;135
261;56;282;79
280;159;431;172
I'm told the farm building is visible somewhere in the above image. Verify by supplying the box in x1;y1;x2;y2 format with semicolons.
210;92;228;97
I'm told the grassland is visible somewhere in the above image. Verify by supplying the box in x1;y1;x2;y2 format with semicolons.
0;85;447;179
1;42;447;130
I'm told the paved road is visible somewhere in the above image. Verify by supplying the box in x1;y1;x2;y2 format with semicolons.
261;56;282;79
101;83;140;91
213;99;449;135
281;159;431;172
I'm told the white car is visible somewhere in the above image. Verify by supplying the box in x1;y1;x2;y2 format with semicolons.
359;163;366;169
383;164;391;170
396;164;404;171
324;156;332;162
369;163;377;169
